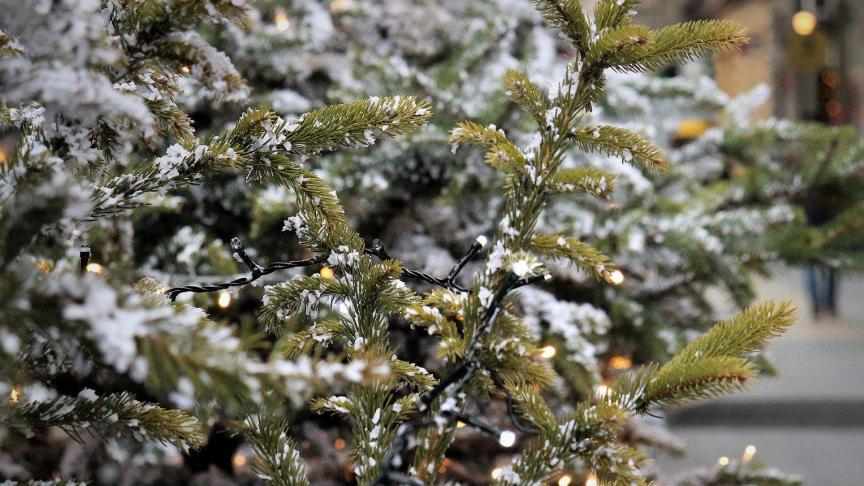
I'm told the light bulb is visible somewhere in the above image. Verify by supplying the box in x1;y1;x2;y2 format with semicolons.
742;444;756;465
9;386;21;403
792;10;817;36
456;421;466;429
498;430;516;448
585;473;598;486
320;266;335;279
608;355;632;370
717;456;730;467
475;235;488;247
605;269;624;286
595;384;609;399
540;345;557;359
86;263;104;274
217;290;231;308
558;475;572;486
491;467;503;479
274;7;291;32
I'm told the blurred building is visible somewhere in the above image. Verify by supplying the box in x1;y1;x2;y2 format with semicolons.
634;0;864;130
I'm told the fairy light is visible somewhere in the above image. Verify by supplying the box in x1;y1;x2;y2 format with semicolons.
456;421;465;428
595;384;610;399
742;444;756;465
491;467;503;480
333;437;347;450
320;266;335;279
9;386;20;403
558;474;572;486
180;65;190;74
608;355;632;370
36;258;53;274
605;269;624;286
86;262;104;274
498;429;516;448
540;345;557;359
792;10;817;36
232;452;247;468
329;0;353;13
585;473;598;486
274;7;291;32
717;456;730;467
217;290;231;308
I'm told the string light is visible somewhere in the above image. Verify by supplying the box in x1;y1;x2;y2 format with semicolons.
608;355;632;370
456;421;465;428
792;10;817;36
180;65;190;74
558;474;572;486
86;262;104;274
605;269;624;286
217;290;231;308
491;467;503;480
36;258;53;274
717;456;730;467
274;7;291;32
540;345;557;359
232;452;247;468
9;386;20;403
498;429;516;447
742;444;756;465
595;384;610;399
320;266;335;279
333;438;347;450
585;473;598;486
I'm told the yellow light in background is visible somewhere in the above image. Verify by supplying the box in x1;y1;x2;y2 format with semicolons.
86;263;104;275
456;421;465;429
217;290;232;308
9;386;21;403
330;0;353;13
585;473;598;486
717;456;730;467
333;437;347;450
36;258;53;274
232;452;247;468
608;355;632;370
822;70;839;88
274;7;291;32
792;10;817;36
540;345;557;359
675;118;710;139
0;146;7;163
320;266;335;279
491;467;503;480
180;65;190;74
742;444;756;465
558;474;572;486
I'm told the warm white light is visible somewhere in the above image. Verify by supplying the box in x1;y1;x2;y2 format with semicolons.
585;473;598;486
491;467;503;479
274;8;291;32
217;290;231;308
595;384;610;399
498;430;516;448
558;474;572;486
742;444;756;464
232;452;247;468
608;355;632;370
86;263;104;274
456;421;466;429
792;10;817;36
320;266;335;279
476;235;488;247
606;269;624;286
717;456;730;467
9;386;20;403
540;345;557;359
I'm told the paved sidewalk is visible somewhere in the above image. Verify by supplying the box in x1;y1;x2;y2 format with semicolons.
654;266;864;484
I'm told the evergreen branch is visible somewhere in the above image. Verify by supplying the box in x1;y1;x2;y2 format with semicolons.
503;70;551;125
530;0;590;51
642;356;754;407
570;125;669;171
594;0;641;31
531;234;618;280
6;390;205;451
618;20;749;73
546;167;616;198
244;415;311;486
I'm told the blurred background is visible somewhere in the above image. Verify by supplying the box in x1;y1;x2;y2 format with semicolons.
629;1;864;483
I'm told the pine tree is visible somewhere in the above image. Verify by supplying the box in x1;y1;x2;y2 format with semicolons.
0;0;835;484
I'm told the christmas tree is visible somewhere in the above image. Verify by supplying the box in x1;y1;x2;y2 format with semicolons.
0;0;837;484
